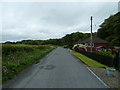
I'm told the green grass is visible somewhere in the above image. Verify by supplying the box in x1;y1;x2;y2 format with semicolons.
2;44;56;83
71;50;110;68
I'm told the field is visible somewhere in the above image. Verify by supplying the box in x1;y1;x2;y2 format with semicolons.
2;44;56;83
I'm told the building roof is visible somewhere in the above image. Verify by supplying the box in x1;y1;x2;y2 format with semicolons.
76;36;109;44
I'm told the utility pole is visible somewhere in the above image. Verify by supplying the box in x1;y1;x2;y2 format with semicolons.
90;16;93;52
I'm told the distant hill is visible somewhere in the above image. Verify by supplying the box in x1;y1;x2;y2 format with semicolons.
60;32;90;48
5;32;90;49
97;12;120;47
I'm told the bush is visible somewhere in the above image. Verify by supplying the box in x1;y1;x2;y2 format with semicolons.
2;44;33;56
2;44;56;83
98;50;115;58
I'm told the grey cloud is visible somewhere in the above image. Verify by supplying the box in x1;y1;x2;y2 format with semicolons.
2;2;118;42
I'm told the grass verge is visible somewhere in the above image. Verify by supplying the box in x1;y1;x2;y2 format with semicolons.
71;50;111;68
2;44;56;83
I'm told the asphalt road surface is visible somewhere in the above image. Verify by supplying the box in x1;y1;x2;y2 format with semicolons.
3;47;108;88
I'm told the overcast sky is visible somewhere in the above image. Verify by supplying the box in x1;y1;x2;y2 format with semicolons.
1;1;119;42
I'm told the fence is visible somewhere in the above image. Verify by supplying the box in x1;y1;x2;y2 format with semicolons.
74;48;115;67
114;52;120;70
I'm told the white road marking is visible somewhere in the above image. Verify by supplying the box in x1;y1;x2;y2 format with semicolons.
86;67;110;88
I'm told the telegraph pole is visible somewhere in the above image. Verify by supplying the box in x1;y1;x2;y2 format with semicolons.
90;16;93;52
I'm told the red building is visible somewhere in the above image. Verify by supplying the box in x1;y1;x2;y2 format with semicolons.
76;36;109;52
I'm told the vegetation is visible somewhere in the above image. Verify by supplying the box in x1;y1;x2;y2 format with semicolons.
71;50;109;68
97;12;120;47
4;32;90;49
2;44;56;83
60;32;90;48
98;50;115;58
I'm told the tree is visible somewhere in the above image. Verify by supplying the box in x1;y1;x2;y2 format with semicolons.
97;12;120;47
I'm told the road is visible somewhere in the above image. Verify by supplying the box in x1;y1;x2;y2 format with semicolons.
3;47;107;88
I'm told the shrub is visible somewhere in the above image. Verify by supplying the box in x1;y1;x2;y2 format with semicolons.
98;51;115;58
2;44;56;83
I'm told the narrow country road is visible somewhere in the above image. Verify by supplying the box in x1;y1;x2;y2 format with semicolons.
3;47;107;88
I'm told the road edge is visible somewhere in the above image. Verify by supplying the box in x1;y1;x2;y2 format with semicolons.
86;67;110;88
68;49;110;88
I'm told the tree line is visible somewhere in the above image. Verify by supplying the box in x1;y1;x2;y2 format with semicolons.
5;32;90;49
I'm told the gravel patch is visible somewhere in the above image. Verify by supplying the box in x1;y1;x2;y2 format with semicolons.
89;67;120;88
